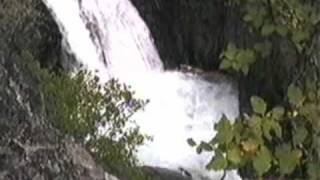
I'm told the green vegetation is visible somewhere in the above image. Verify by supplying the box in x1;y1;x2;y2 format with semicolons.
24;52;149;179
44;71;150;179
191;0;320;179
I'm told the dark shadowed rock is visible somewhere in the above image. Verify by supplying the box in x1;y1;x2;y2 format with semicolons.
142;166;192;180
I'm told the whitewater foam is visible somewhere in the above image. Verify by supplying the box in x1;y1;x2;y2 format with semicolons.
44;0;240;179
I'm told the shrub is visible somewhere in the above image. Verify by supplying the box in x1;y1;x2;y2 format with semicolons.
193;84;320;179
24;54;149;179
190;0;320;179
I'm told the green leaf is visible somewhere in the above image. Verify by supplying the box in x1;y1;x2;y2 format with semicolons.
215;115;234;145
236;49;256;65
251;96;267;115
293;126;308;146
253;146;272;176
206;151;228;170
187;138;197;147
241;139;258;154
224;43;238;60
235;51;246;63
311;12;320;25
246;50;256;64
219;59;232;70
198;141;213;152
308;163;320;180
243;14;253;22
276;25;288;37
287;84;305;107
271;106;285;120
292;30;310;43
271;121;282;139
253;15;264;29
262;119;273;141
261;118;282;140
275;145;301;175
261;24;275;36
248;115;263;143
233;121;244;144
227;146;242;165
196;145;203;154
232;61;241;71
249;115;262;128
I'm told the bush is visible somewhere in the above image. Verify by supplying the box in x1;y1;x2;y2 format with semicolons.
190;0;320;179
193;84;320;179
24;54;149;179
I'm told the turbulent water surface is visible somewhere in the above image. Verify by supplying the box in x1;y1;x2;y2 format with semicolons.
44;0;240;179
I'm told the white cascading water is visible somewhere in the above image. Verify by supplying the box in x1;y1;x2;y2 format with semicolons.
44;0;240;179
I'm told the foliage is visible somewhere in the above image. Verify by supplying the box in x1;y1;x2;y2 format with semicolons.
220;0;320;76
219;43;257;75
192;0;320;179
192;85;320;179
25;55;149;179
193;82;320;179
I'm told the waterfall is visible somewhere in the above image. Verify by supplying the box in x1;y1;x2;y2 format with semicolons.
44;0;240;179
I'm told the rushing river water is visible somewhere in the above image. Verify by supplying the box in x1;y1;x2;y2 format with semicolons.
44;0;240;179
